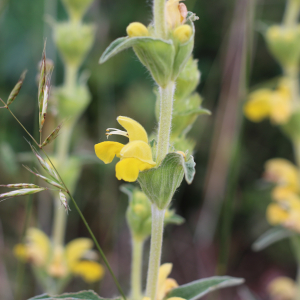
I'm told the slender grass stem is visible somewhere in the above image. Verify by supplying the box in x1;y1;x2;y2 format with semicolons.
1;101;127;300
145;205;165;300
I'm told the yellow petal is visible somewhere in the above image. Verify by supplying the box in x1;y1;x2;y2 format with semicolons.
272;186;297;202
157;263;173;300
268;277;296;300
265;159;299;192
72;261;105;283
244;89;272;122
95;141;124;164
115;158;154;182
120;140;156;165
166;0;186;29
26;228;50;266
167;298;186;300
266;203;289;225
13;244;29;262
164;278;179;295
270;90;292;124
117;116;148;143
65;238;93;269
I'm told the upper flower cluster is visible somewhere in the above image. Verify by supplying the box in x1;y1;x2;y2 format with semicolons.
127;0;191;43
95;116;156;182
99;0;197;87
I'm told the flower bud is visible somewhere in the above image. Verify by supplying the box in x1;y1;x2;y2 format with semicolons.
62;0;94;22
53;22;95;67
126;22;149;37
266;25;300;67
173;24;193;43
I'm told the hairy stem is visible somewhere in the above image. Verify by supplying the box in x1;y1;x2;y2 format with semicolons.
146;205;165;300
153;0;167;39
131;236;144;300
156;81;175;165
283;0;300;27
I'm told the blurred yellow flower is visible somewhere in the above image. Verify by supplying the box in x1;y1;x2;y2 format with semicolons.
268;277;296;300
14;228;104;283
244;79;292;124
157;263;179;300
264;159;299;193
95;116;156;182
267;194;300;232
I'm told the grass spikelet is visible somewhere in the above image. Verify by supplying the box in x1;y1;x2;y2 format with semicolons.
41;123;63;147
0;188;46;200
0;183;39;189
7;70;27;106
59;190;71;214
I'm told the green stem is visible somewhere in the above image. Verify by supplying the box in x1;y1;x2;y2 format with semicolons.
283;0;300;27
145;204;165;300
131;236;144;300
156;81;175;165
64;64;78;92
153;0;167;39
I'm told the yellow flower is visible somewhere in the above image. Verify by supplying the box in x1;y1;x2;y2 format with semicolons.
268;277;296;300
244;79;292;124
157;263;179;300
267;194;300;232
264;159;299;193
95;116;156;182
14;228;104;283
72;261;105;283
166;0;187;29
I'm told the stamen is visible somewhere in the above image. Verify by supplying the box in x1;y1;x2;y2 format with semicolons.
105;128;129;139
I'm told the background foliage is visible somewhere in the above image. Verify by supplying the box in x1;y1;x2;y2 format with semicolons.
0;0;295;299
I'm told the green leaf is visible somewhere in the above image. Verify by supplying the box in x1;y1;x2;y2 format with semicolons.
138;152;195;208
167;276;244;300
180;153;196;184
29;290;122;300
252;227;295;251
99;36;172;64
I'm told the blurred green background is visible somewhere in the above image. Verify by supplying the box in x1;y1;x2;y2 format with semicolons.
0;0;296;299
